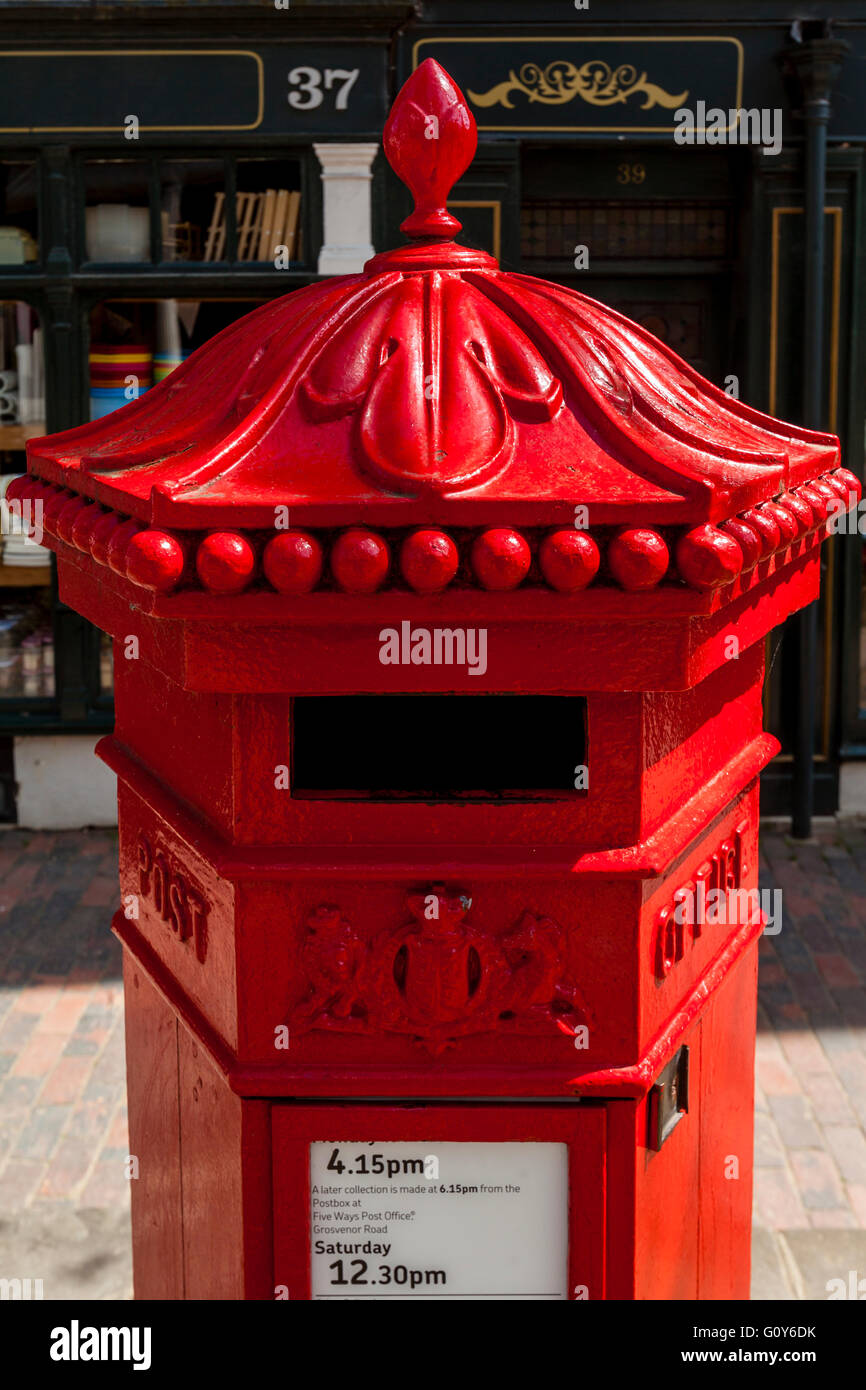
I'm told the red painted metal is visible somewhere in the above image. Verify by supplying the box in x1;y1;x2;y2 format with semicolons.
9;58;858;1301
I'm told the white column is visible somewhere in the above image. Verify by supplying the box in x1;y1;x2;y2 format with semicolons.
313;142;378;275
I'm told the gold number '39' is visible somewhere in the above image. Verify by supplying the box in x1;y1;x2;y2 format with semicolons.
616;162;646;185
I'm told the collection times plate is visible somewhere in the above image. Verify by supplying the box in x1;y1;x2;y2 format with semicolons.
310;1141;568;1300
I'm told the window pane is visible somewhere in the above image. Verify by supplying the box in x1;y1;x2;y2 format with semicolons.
160;158;224;263
521;199;731;262
84;160;151;262
88;297;271;419
0;591;54;699
234;158;303;264
0;161;39;265
0;300;45;439
100;631;114;696
860;541;866;714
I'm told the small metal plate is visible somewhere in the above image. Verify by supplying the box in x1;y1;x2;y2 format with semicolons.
648;1045;689;1151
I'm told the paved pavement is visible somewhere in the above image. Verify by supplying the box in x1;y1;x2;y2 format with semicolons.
1;821;865;1301
753;821;866;1298
0;829;132;1300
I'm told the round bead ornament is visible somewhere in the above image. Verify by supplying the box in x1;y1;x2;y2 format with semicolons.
330;528;391;594
42;490;74;536
720;518;762;571
760;501;798;548
676;524;743;591
56;495;89;546
263;531;324;594
538;529;600;593
607;528;669;591
741;507;781;557
126;530;186;593
777;492;813;536
400;529;459;594
471;528;531;591
90;511;123;566
196;532;256;595
71;502;105;552
106;519;144;574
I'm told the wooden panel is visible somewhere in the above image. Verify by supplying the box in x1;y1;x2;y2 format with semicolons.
123;951;184;1299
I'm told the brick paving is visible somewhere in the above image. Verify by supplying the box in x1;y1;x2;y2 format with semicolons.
0;828;132;1300
754;820;866;1294
0;821;865;1299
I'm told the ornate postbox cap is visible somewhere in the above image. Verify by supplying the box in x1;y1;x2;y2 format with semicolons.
12;60;859;600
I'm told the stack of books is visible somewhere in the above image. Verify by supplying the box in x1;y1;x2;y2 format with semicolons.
204;189;302;263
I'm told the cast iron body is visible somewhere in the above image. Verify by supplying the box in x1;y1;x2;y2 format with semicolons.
9;61;859;1300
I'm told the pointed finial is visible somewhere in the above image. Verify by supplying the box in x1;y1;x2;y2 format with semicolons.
384;59;477;241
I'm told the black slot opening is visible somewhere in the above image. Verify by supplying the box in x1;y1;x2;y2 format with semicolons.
291;695;587;800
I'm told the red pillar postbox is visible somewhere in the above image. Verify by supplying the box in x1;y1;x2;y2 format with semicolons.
10;61;861;1301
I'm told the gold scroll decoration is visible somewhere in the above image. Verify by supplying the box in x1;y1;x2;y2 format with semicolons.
468;61;688;112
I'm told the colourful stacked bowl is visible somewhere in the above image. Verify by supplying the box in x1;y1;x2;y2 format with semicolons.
89;344;152;419
153;351;189;383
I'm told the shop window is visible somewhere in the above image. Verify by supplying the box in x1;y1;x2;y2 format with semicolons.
0;302;52;707
0;161;39;266
87;297;270;419
84;158;152;262
521;200;731;262
0;590;54;700
83;154;306;266
99;631;114;696
160;159;225;263
0;733;14;820
0;301;44;447
860;546;866;716
233;159;303;264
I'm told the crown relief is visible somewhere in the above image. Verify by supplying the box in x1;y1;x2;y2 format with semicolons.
289;888;592;1056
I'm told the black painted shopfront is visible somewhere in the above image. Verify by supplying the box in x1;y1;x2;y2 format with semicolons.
0;0;864;823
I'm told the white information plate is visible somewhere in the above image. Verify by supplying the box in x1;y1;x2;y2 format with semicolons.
310;1140;568;1300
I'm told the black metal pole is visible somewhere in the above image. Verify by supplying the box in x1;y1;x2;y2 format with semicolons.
784;38;848;838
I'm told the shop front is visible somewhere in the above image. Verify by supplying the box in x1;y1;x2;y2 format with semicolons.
0;0;399;823
392;3;866;818
1;0;865;823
